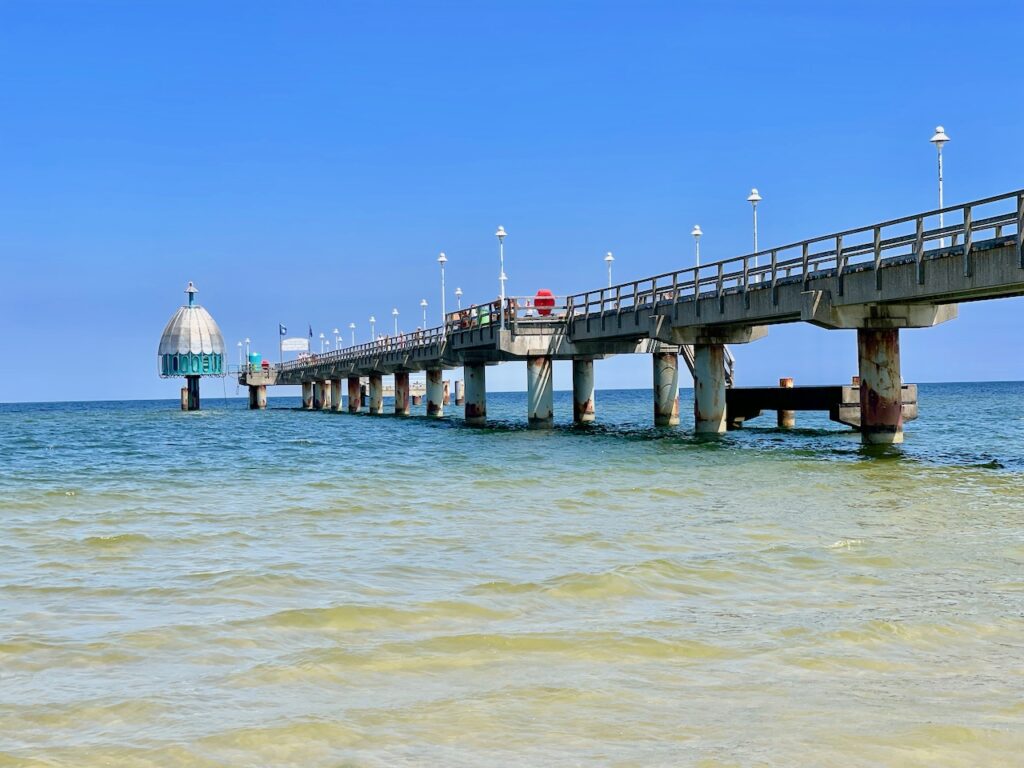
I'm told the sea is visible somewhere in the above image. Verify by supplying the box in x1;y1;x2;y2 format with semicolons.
1;383;1022;767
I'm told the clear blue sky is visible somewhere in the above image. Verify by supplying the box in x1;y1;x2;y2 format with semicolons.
2;1;1022;402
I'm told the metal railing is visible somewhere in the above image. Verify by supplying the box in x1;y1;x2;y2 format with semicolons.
566;189;1024;318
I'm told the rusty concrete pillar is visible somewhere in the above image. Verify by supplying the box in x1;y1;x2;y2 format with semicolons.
693;344;727;433
411;394;422;406
572;358;595;424
184;376;200;411
464;363;487;426
368;374;384;414
248;385;266;410
443;380;451;406
426;369;444;417
858;328;903;444
319;379;332;410
777;376;795;428
394;372;411;416
526;355;554;429
455;379;465;406
347;376;361;413
330;379;343;412
301;381;314;410
180;386;189;411
653;352;680;427
312;381;323;409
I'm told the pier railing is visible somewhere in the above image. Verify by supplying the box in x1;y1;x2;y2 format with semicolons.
565;189;1024;319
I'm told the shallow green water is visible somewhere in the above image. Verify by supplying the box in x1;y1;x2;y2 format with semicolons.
1;385;1022;766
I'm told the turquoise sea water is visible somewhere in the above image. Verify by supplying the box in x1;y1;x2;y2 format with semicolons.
1;384;1023;766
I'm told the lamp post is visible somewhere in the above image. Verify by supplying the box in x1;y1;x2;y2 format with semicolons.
455;287;463;309
369;315;376;341
495;226;507;329
349;322;356;346
420;299;428;328
244;337;250;360
747;188;762;280
237;341;243;369
604;251;614;288
930;125;950;247
437;252;447;321
392;307;399;336
691;225;702;269
333;327;340;349
319;332;326;354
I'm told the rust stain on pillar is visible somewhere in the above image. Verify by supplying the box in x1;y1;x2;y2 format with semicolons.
426;369;444;417
394;372;410;415
347;376;361;413
653;352;680;427
777;376;795;428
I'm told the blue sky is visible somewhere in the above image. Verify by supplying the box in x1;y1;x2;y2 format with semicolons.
2;1;1022;402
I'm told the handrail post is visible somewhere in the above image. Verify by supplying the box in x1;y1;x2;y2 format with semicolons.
915;216;925;284
742;256;749;308
962;204;973;277
835;234;844;296
873;225;882;290
801;242;810;291
1018;193;1024;268
770;249;778;305
717;262;724;314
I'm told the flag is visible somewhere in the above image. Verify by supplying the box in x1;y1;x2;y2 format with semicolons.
308;324;313;339
279;324;287;336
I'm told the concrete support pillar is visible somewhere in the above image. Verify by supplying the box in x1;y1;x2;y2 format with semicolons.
777;377;795;428
526;355;554;429
426;369;444;417
412;394;422;406
857;328;903;444
368;374;384;414
464;363;487;426
331;379;343;412
693;344;727;434
347;376;361;413
301;381;314;410
652;353;680;427
455;379;465;406
394;372;411;416
319;380;332;411
443;380;451;406
248;385;267;410
313;381;324;410
572;359;596;424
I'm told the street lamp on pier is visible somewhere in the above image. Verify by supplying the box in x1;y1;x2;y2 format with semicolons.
319;332;326;354
604;251;614;288
369;315;376;341
495;226;507;329
392;307;399;336
691;225;702;269
747;188;762;280
333;327;340;349
349;322;356;346
245;337;251;360
437;252;447;321
420;298;428;328
930;125;950;246
455;287;463;309
237;341;243;369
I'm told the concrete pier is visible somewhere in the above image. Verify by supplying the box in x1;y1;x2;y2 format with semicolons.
331;379;343;412
455;379;465;406
394;372;411;416
248;384;267;410
368;374;384;415
301;381;314;410
464;363;486;426
426;369;444;417
693;344;727;434
347;376;361;413
777;377;795;428
181;376;201;411
652;353;679;427
443;380;451;406
572;359;596;424
319;379;332;410
858;328;903;444
526;355;554;429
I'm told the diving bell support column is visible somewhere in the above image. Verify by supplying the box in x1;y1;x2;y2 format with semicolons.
248;385;267;410
464;363;487;426
526;355;554;429
652;353;679;427
426;369;444;417
572;358;596;424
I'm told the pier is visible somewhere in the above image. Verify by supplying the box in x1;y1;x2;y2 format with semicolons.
240;189;1023;444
